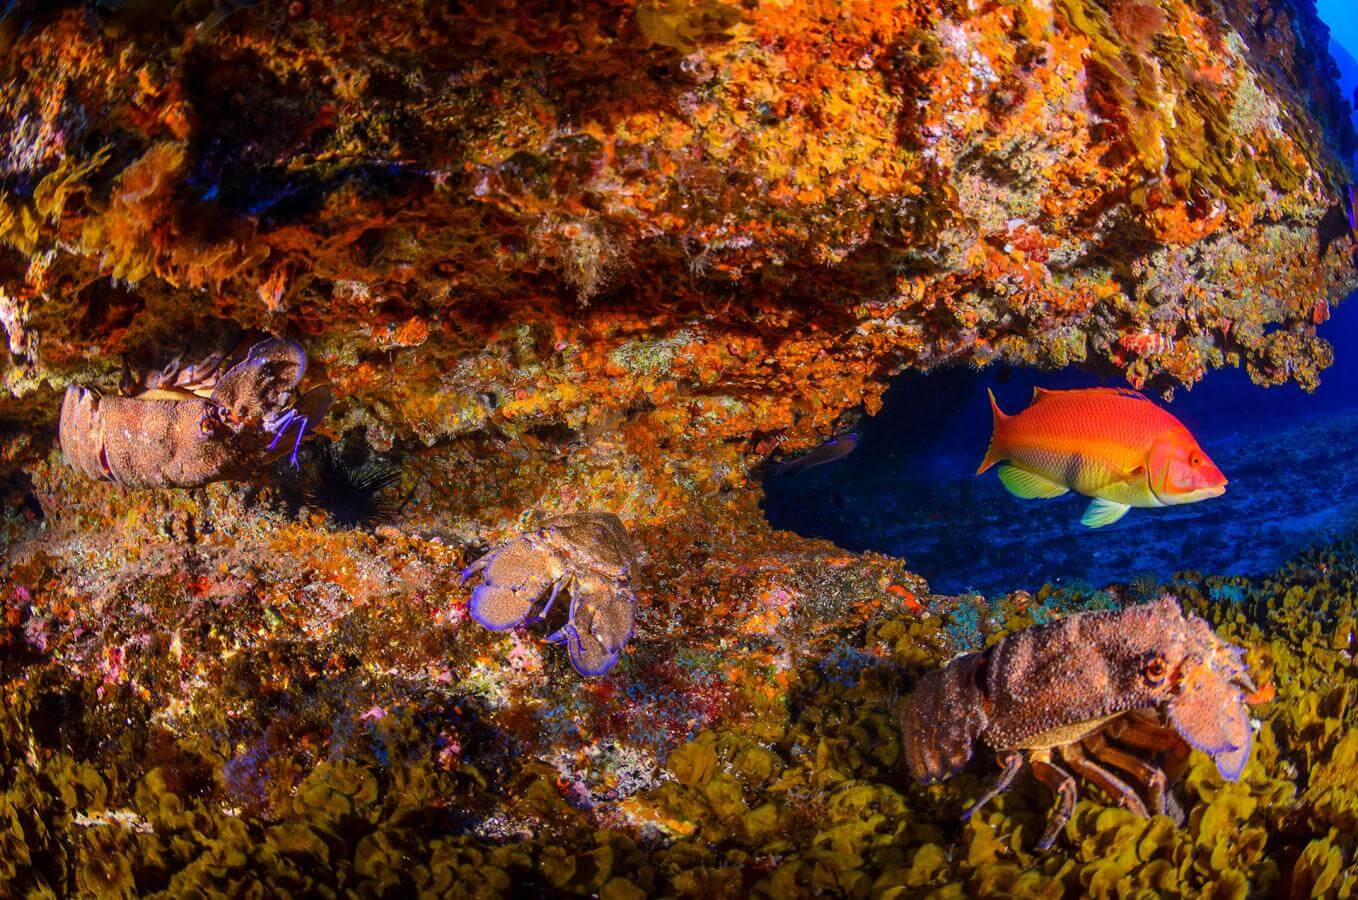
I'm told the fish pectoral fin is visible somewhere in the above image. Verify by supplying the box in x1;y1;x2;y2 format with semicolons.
997;464;1069;499
1081;498;1132;528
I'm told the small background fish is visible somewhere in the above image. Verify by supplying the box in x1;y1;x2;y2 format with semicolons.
772;432;859;477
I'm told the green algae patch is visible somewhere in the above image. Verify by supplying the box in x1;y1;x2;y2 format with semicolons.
608;331;695;376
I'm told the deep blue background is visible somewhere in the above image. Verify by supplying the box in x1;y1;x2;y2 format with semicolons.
764;293;1358;596
1320;0;1358;76
1321;0;1358;145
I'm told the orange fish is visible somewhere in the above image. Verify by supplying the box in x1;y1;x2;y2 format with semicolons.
977;387;1227;528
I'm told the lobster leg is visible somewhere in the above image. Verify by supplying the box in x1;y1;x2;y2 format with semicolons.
266;410;310;467
1104;709;1183;753
1029;754;1078;851
1060;741;1148;818
961;751;1023;822
1083;730;1168;818
1105;709;1191;778
533;577;568;623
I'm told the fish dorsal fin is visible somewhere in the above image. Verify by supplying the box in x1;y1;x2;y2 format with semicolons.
1081;498;1132;528
997;464;1069;499
1081;386;1151;402
1031;386;1149;403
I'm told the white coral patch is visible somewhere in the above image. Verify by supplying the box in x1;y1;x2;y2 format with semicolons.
936;21;999;94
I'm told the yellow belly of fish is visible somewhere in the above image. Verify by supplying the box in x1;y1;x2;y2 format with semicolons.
1010;448;1163;508
1091;476;1164;509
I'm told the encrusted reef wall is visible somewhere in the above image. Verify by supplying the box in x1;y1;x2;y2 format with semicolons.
3;0;1358;895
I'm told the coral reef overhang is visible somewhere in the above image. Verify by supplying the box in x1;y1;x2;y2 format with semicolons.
3;0;1358;894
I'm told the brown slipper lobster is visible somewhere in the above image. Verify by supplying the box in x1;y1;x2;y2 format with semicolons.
897;597;1256;850
59;336;332;488
462;512;639;677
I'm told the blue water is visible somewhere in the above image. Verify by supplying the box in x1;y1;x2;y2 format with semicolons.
1320;1;1358;153
1321;0;1358;78
764;292;1358;597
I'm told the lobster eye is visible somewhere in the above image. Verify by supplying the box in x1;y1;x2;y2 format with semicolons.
199;405;227;435
1141;654;1168;685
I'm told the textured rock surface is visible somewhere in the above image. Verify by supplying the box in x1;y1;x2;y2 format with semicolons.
2;0;1357;456
2;0;1358;894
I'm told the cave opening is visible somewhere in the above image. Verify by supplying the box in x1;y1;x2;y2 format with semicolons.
763;291;1358;597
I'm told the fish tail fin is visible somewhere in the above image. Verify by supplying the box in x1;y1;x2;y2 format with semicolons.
976;388;1008;474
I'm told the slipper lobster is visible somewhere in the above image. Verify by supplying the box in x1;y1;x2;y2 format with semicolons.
462;512;638;676
897;597;1256;850
59;336;332;488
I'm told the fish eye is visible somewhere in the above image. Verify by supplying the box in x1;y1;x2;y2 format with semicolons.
1141;654;1168;685
1189;454;1202;466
